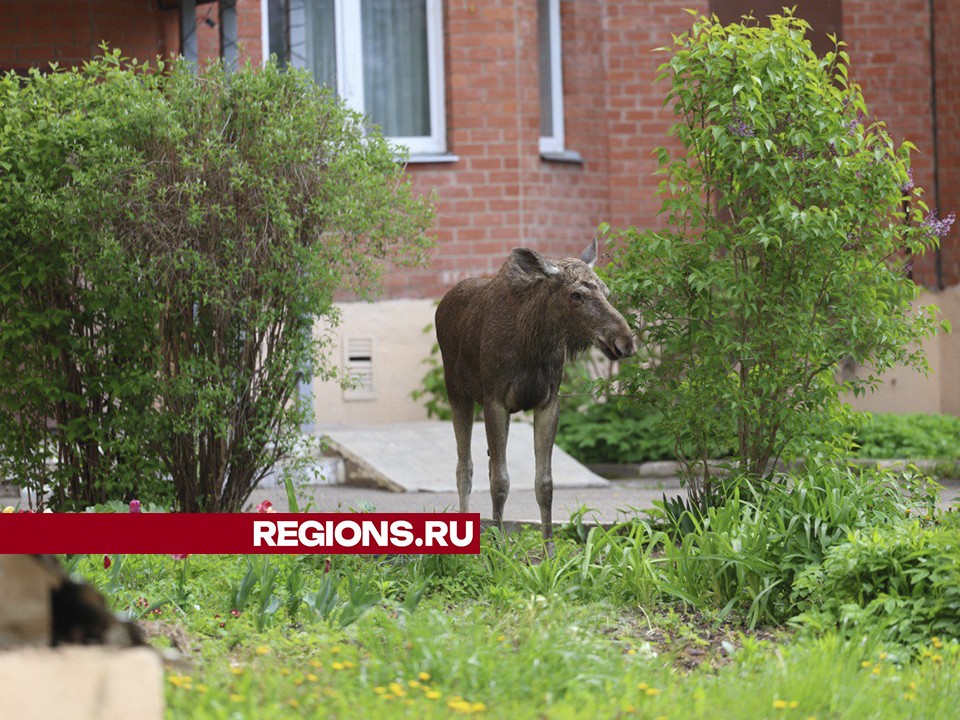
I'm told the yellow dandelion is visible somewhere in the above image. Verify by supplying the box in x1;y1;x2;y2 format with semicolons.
388;682;407;697
229;694;245;703
471;702;487;712
331;661;345;670
627;648;637;655
418;672;432;681
330;645;342;654
309;659;323;669
860;661;872;669
230;666;244;676
195;684;208;694
789;701;799;709
288;699;300;709
381;694;395;701
167;674;191;688
1;506;14;513
624;705;636;714
879;652;889;660
773;699;789;709
932;654;944;663
294;678;304;687
280;668;291;676
255;645;270;656
374;687;387;695
342;660;355;669
904;692;916;702
408;679;421;689
426;690;442;700
908;682;917;690
933;637;944;649
497;634;506;642
645;688;661;696
306;673;319;683
637;682;649;691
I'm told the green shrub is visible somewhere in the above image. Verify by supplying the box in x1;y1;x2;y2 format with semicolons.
608;11;944;505
792;520;960;647
555;401;673;465
0;51;433;510
849;413;960;460
649;462;940;627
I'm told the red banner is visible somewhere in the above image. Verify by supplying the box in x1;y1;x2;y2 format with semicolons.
0;513;481;554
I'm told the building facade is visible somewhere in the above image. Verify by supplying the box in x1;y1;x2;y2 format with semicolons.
3;0;959;422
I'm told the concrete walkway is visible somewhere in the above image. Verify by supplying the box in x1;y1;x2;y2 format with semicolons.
246;476;960;524
318;421;608;492
247;477;683;524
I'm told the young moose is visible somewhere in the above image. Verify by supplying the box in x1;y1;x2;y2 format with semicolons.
435;240;636;554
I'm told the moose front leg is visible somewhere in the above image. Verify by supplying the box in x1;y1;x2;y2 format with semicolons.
450;396;475;512
483;400;511;529
533;397;561;558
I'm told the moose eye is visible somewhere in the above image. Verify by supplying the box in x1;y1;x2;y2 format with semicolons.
571;291;583;302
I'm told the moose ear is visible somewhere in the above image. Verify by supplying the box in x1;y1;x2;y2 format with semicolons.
510;248;560;278
580;239;598;267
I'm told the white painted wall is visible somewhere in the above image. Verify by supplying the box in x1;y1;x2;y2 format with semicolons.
311;298;437;426
846;286;960;415
312;286;960;429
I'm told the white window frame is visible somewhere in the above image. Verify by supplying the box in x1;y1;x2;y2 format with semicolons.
286;0;447;157
539;0;565;155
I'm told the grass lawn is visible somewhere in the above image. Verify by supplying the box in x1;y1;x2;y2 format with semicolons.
65;492;960;720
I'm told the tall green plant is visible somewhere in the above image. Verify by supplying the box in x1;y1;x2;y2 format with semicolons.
0;51;433;510
0;54;168;507
608;12;947;502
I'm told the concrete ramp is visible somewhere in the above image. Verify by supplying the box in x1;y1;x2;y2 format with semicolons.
318;421;609;493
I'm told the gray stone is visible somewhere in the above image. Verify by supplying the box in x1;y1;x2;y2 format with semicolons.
0;646;163;720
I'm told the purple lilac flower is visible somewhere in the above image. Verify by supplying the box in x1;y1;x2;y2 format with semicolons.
901;168;915;194
726;101;754;137
923;210;956;238
842;235;862;251
847;110;865;135
728;118;755;137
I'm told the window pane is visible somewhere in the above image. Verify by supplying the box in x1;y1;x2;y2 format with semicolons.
305;0;336;88
268;0;288;68
538;0;553;138
362;0;430;137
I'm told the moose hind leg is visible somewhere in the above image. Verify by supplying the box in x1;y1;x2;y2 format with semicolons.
484;401;511;528
450;396;475;512
533;398;561;557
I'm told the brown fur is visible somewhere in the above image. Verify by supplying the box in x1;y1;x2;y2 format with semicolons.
435;241;636;553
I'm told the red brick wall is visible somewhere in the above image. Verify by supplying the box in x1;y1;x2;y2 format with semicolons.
2;0;955;297
843;0;938;288
601;1;689;235
389;0;691;300
0;0;179;70
934;0;960;287
0;0;263;72
194;0;263;65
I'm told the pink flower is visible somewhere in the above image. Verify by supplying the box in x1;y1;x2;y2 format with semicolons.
103;555;112;569
170;553;190;560
256;500;276;513
129;499;141;513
